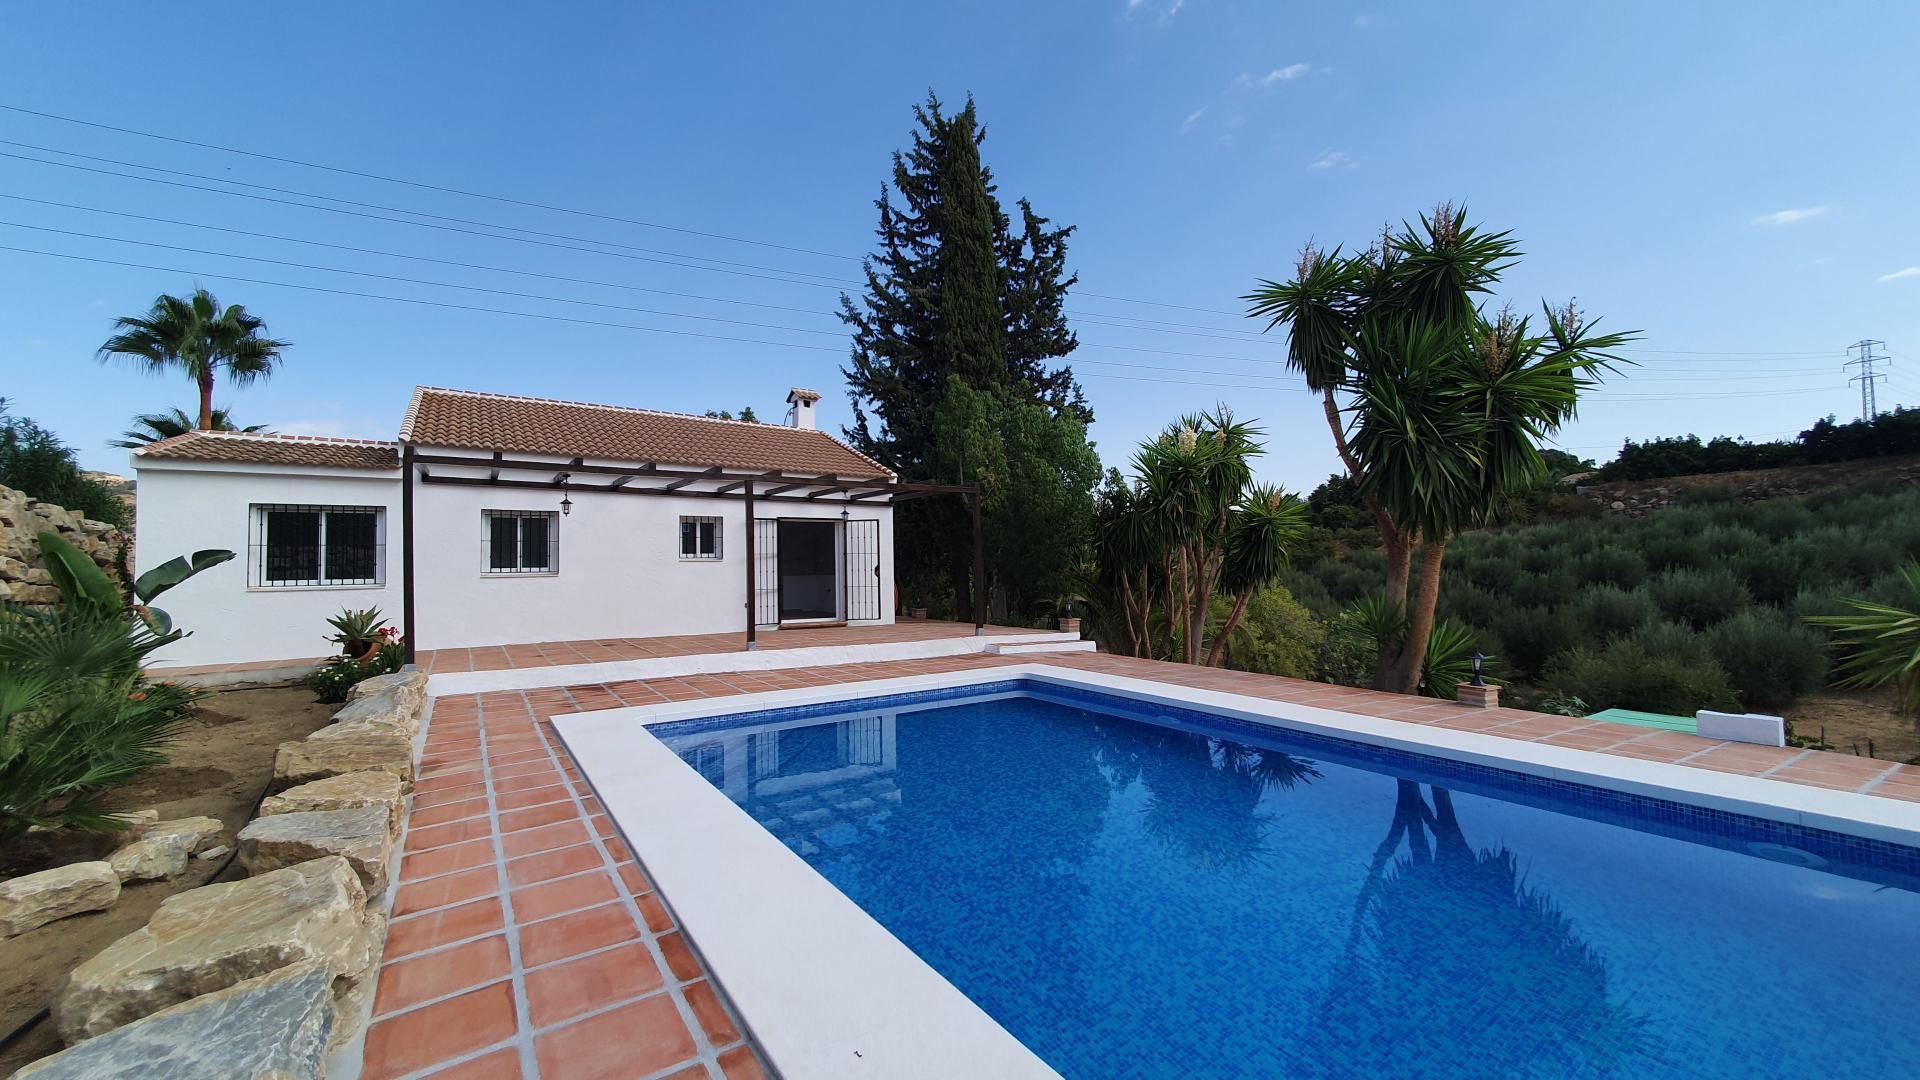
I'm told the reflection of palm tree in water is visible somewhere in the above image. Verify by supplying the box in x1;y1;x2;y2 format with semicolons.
1308;780;1658;1079
1098;724;1321;872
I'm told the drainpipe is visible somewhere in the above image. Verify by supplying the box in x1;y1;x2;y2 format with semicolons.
401;443;416;664
744;479;757;651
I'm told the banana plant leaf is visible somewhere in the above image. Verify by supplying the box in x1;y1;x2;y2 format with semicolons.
34;532;122;617
133;549;235;603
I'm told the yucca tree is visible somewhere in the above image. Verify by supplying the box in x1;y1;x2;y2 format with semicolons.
1247;205;1632;693
1136;410;1258;664
1807;563;1920;718
110;406;266;448
1208;483;1308;666
97;290;290;430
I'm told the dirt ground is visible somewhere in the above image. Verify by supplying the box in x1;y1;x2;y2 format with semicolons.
0;684;334;1074
1786;685;1920;764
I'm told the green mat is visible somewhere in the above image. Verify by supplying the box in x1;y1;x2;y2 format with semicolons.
1585;707;1697;734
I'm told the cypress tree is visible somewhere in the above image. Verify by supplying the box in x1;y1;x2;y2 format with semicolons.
842;94;1097;618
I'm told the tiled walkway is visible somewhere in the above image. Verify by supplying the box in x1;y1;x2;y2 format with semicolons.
364;648;1920;1079
417;620;1032;674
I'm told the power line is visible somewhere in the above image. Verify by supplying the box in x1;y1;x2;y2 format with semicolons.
1845;338;1891;420
0;101;863;263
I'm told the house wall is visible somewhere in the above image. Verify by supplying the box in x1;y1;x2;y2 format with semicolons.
133;461;404;667
411;463;895;651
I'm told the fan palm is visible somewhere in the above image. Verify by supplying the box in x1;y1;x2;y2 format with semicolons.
97;290;290;430
110;406;267;448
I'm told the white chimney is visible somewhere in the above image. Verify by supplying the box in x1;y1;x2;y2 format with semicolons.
786;387;822;430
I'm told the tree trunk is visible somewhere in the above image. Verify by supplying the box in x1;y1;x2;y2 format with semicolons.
197;369;217;430
1205;590;1253;667
1384;538;1450;695
1135;567;1152;658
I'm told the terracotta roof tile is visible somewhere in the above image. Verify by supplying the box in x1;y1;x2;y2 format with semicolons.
398;387;891;479
135;431;400;470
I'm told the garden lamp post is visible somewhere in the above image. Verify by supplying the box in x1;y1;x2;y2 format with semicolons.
1470;651;1487;687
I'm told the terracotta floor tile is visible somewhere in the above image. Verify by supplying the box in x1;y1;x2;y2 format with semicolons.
533;994;699;1080
497;801;580;837
719;1044;771;1080
524;940;667;1027
506;843;603;887
519;901;642;967
656;1066;709;1080
387;897;506;959
683;979;741;1045
511;870;621;923
616;862;651;896
501;819;591;857
403;838;500;881
635;890;675;933
412;782;490;810
375;935;512;1015
655;931;702;983
406;816;496;854
409;797;491;829
419;1047;522;1080
362;981;518;1080
392;866;498;917
494;770;564;794
495;784;573;811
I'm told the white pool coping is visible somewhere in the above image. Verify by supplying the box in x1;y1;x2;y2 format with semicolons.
551;664;1920;1079
426;630;1081;697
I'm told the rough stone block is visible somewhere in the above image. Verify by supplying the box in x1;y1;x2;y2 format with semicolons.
55;856;375;1043
273;726;413;790
142;816;226;854
238;806;393;895
0;862;121;938
260;771;405;837
16;960;334;1079
345;669;426;706
108;832;195;883
330;686;420;738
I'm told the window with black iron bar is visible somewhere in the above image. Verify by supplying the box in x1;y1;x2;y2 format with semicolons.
679;516;722;560
483;510;559;574
250;505;384;587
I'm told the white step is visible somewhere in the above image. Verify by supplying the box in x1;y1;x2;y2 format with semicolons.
985;640;1097;656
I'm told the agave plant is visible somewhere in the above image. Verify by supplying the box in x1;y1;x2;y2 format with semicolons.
1806;563;1920;715
325;607;389;657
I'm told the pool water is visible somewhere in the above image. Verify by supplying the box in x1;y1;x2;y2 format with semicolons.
655;686;1920;1079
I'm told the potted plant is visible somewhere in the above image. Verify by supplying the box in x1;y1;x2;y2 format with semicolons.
325;606;388;662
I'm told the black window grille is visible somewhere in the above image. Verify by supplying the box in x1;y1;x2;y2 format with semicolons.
679;516;722;560
483;510;559;573
251;505;384;587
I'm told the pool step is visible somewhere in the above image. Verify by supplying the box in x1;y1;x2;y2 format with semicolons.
985;640;1097;656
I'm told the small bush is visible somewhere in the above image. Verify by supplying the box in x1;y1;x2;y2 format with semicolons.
307;643;405;704
1624;620;1719;669
1545;641;1740;715
1704;609;1828;711
1640;533;1711;572
1573;546;1647;589
1223;587;1323;679
1569;585;1660;640
1649;567;1750;628
1489;606;1576;679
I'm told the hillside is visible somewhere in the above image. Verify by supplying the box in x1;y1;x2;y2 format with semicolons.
1579;454;1920;517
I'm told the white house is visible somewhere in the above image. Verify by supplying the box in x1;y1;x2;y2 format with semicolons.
132;386;972;668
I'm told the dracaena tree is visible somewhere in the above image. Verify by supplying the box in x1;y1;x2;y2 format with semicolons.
1094;411;1306;665
1246;205;1633;694
97;289;290;431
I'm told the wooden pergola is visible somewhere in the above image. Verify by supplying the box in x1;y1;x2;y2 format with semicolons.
399;448;983;655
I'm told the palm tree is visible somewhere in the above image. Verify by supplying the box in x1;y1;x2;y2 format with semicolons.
1807;563;1920;718
110;406;267;448
1246;205;1633;693
97;290;290;430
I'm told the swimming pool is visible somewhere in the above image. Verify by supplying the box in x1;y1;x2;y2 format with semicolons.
649;680;1920;1079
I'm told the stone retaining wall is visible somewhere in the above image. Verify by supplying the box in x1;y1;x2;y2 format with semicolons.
0;483;128;605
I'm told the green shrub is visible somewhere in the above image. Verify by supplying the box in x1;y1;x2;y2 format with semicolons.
1704;609;1828;711
1730;545;1816;607
1545;641;1740;715
0;672;197;842
1222;587;1323;679
1623;620;1719;669
1489;606;1576;679
1640;533;1711;572
0;400;130;529
1568;585;1659;640
307;644;406;704
1648;567;1750;628
1572;546;1647;589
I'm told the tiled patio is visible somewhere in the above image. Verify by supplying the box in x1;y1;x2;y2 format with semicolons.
415;619;1033;674
365;647;1920;1079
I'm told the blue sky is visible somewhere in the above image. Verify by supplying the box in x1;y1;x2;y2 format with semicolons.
5;1;1917;489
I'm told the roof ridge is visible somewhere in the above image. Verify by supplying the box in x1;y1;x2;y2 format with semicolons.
411;385;801;434
133;429;398;455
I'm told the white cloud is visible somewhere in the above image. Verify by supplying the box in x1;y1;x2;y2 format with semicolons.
1181;106;1207;133
1262;63;1311;84
1354;13;1382;28
1751;205;1829;227
1309;150;1357;171
1878;266;1920;283
1159;0;1185;25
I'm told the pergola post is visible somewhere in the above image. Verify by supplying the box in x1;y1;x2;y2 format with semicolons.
971;489;986;635
401;444;417;664
744;479;757;651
